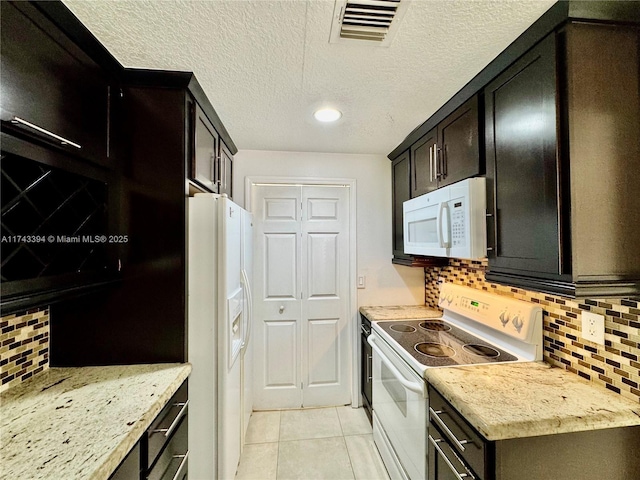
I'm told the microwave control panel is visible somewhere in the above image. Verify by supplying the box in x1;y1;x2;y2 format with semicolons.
451;201;465;246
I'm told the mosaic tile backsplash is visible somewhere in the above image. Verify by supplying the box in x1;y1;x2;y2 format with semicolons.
0;307;49;392
425;259;640;404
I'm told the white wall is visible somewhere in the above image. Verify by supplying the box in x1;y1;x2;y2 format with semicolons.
233;149;425;306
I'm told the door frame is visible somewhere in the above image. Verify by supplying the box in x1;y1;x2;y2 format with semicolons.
245;176;359;407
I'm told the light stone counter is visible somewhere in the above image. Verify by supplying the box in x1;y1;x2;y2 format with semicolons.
0;363;191;480
359;305;442;321
425;361;640;441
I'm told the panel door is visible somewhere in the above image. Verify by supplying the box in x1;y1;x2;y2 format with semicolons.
301;186;350;407
252;183;352;409
485;34;561;275
410;128;438;197
252;185;303;408
438;95;481;188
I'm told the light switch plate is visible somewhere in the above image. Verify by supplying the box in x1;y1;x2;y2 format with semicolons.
581;311;605;345
357;275;366;289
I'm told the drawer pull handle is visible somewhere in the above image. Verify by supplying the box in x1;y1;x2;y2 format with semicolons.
10;116;82;149
429;407;469;451
429;436;473;480
171;450;189;480
152;400;189;438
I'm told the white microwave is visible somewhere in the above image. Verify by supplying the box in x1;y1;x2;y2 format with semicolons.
403;177;486;259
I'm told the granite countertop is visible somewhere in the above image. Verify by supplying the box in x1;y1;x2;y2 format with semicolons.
425;361;640;441
0;363;191;480
359;305;442;321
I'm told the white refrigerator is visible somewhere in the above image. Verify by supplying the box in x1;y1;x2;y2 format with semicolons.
188;193;254;480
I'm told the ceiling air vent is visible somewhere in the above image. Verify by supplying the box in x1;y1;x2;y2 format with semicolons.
329;0;410;46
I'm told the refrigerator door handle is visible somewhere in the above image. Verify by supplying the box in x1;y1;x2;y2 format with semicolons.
241;268;253;349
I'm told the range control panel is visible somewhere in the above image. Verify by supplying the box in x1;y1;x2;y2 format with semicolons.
438;283;542;343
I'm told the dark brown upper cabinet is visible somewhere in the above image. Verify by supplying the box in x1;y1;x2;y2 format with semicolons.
219;141;233;198
437;96;481;188
410;96;481;197
410;128;438;197
0;2;111;167
485;35;560;278
192;103;220;193
190;98;234;199
392;151;412;264
485;24;640;297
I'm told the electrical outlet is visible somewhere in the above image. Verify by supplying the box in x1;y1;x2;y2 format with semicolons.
581;311;605;345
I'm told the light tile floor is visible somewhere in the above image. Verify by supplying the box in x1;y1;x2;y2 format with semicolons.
235;406;390;480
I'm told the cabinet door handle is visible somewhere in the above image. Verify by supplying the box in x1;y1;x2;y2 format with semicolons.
171;450;189;480
152;400;189;438
10;116;82;149
430;407;469;451
434;143;440;178
214;152;216;185
443;145;448;177
487;209;497;256
429;436;473;479
429;145;434;182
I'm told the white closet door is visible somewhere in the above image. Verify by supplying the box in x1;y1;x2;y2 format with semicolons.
252;183;351;409
301;186;351;407
253;185;303;409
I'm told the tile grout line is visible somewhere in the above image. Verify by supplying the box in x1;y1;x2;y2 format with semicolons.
276;410;282;480
342;434;358;480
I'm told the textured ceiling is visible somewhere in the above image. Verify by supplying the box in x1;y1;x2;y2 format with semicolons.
62;0;557;155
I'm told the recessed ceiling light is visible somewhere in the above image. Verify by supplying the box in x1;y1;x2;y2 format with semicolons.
314;108;342;122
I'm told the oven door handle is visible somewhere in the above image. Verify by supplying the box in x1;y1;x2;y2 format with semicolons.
367;335;425;395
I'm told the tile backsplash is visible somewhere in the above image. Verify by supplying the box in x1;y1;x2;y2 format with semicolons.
425;259;640;404
0;307;49;393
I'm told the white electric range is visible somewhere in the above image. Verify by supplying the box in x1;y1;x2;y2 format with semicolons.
368;283;543;480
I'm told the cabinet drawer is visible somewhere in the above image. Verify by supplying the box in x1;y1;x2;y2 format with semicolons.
147;414;188;480
146;381;188;469
428;385;487;477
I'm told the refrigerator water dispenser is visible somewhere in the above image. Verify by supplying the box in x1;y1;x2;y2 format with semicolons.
228;287;243;366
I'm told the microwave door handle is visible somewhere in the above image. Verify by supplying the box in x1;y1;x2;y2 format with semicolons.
437;202;446;248
442;203;451;248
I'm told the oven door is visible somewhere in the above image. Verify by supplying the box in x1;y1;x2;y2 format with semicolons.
369;333;427;480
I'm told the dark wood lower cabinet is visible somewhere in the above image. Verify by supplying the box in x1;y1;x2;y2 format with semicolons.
109;444;141;480
428;385;640;480
360;314;372;422
109;380;188;480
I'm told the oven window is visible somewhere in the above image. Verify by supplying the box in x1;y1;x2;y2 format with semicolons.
381;362;407;417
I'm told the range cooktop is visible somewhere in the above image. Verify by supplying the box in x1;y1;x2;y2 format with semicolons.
376;318;518;368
